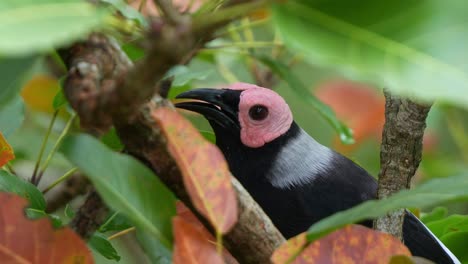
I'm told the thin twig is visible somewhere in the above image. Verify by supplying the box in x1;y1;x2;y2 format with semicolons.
42;167;79;194
108;227;136;240
153;0;184;25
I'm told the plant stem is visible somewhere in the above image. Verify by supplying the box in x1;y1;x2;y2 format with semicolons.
36;113;77;185
192;0;270;33
31;110;58;185
42;167;78;194
108;227;136;240
207;41;282;49
216;18;269;38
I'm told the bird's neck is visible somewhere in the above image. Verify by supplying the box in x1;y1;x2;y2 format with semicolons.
215;122;334;189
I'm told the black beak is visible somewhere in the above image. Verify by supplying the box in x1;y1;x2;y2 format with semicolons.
175;88;241;130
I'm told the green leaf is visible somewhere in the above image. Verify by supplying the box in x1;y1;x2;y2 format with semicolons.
256;55;354;144
0;1;108;55
101;0;147;27
60;134;176;250
426;214;468;238
420;207;448;224
439;231;468;263
64;203;75;219
271;0;468;109
136;230;171;264
165;65;213;88
100;127;123;151
89;233;121;262
200;130;215;143
99;212;132;233
0;56;37;105
25;208;63;228
306;174;468;241
52;88;67;110
0;170;46;210
0;96;24;138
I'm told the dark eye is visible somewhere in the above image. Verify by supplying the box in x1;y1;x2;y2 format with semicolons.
249;104;269;121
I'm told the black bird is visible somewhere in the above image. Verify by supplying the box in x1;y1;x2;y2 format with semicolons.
175;82;460;264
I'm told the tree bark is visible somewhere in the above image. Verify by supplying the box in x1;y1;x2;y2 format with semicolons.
374;90;432;239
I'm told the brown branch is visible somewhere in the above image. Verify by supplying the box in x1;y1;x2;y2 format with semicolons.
60;0;282;260
374;90;432;239
114;98;285;263
153;0;185;25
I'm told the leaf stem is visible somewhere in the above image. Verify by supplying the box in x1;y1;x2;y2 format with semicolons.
216;231;223;256
35;113;76;185
215;18;269;38
108;226;136;240
31;110;58;185
42;167;78;194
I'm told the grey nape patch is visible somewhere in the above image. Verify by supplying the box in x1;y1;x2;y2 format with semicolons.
268;129;333;189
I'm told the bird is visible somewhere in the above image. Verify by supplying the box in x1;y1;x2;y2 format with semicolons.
175;82;460;264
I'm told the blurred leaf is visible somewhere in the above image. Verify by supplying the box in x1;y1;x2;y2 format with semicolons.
21;74;60;113
271;0;468;109
60;134;176;249
0;0;107;55
101;127;124;151
306;174;468;241
271;232;307;264
166;65;213;87
273;225;410;264
439;231;468;263
199;130;215;143
25;208;63;228
99;212;132;233
136;230;172;264
426;214;468;238
101;0;147;27
121;43;145;61
420;207;448;224
64;203;75;219
153;107;238;234
0;97;24;138
53;88;68;110
0;132;15;166
89;233;121;262
0;170;45;210
256;55;354;144
0;192;92;263
0;56;37;106
172;216;224;264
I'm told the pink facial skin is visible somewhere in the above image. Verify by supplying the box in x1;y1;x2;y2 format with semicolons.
228;82;293;148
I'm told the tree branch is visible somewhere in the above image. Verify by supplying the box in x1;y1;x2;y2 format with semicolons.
374;90;432;239
59;0;283;261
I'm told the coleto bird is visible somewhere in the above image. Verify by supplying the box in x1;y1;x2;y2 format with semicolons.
175;82;460;264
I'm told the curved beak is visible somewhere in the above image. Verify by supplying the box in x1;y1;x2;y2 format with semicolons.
175;88;241;130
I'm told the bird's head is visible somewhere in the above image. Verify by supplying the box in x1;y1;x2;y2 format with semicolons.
175;82;293;148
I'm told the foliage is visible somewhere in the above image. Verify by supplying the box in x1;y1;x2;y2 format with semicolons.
0;0;467;263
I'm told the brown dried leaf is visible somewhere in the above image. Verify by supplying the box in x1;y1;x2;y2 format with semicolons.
0;132;15;167
153;107;238;234
271;232;307;264
272;225;411;264
0;192;93;263
173;216;223;264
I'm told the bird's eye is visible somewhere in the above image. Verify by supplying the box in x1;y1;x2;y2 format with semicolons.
249;104;269;121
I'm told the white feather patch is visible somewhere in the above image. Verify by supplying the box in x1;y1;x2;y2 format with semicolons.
268;129;333;189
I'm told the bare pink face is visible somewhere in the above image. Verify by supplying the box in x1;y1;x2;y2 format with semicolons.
229;83;293;148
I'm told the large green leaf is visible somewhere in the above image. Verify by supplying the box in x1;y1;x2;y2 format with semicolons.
60;134;176;250
426;214;468;238
0;97;24;138
256;55;354;144
439;231;468;263
0;0;108;55
272;0;468;109
306;174;468;241
0;56;37;105
0;170;46;210
89;233;121;261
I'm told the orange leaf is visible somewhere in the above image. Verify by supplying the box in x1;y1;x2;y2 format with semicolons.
0;192;93;263
21;74;60;113
175;201;239;264
272;225;411;264
153;107;238;234
271;232;307;264
173;216;224;264
0;132;15;167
